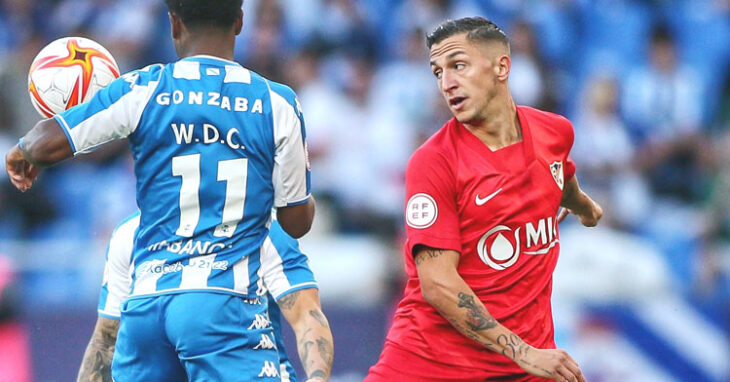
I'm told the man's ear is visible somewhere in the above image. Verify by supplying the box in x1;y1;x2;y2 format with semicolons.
496;54;511;82
234;8;243;36
169;12;183;40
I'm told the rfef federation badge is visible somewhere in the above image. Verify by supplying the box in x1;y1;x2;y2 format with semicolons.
550;161;564;190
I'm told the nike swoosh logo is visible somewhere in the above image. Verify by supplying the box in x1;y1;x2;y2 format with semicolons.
475;188;502;206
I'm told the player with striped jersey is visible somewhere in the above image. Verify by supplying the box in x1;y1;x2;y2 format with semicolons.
78;213;333;382
5;1;315;380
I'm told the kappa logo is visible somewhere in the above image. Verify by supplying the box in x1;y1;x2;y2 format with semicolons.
258;361;280;378
475;188;502;206
248;314;271;330
253;333;277;350
550;161;564;190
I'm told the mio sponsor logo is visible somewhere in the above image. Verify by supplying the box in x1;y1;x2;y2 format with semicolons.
477;216;559;270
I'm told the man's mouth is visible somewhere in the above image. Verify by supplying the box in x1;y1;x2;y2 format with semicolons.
449;96;466;109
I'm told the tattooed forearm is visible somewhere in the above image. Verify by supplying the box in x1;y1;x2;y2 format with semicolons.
298;338;314;370
457;292;498;331
278;290;301;310
316;337;334;365
415;248;446;265
309;309;329;328
77;318;119;382
444;315;496;349
309;369;328;379
297;336;334;380
497;333;530;360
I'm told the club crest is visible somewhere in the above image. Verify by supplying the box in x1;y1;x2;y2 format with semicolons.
549;161;564;190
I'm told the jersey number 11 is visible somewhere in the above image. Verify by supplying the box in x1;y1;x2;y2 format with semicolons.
172;153;248;238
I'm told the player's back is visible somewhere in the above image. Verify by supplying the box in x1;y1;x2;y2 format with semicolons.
72;55;310;298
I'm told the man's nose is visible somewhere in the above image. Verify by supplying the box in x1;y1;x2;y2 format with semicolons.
441;71;458;92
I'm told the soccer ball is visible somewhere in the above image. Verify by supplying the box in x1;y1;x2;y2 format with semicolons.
28;37;120;118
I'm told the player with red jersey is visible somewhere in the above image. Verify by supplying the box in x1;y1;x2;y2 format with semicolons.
366;17;602;382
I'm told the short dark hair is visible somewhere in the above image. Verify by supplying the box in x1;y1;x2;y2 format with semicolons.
650;23;674;46
165;0;243;30
426;17;509;50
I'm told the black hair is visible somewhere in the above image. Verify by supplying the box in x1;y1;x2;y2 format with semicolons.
650;23;674;45
165;0;243;30
426;17;508;50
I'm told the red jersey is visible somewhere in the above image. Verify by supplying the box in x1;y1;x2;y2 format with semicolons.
381;106;576;378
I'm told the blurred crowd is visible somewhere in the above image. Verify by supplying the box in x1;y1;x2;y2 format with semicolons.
1;0;729;319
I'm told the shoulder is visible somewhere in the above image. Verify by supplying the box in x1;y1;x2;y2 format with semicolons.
519;105;571;127
519;105;574;140
265;79;302;115
120;64;166;87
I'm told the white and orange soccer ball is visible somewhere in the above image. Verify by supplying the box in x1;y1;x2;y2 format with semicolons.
28;37;120;118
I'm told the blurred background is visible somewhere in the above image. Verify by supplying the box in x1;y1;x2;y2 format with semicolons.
1;0;729;381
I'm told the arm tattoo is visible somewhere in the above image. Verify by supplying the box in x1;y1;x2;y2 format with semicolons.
309;309;329;328
316;337;334;365
297;329;333;380
499;334;550;374
278;290;301;310
77;319;119;382
299;339;314;370
309;370;328;379
415;248;446;266
457;292;498;331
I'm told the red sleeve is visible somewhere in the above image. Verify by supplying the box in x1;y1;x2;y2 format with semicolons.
404;147;462;258
564;117;576;181
565;156;576;181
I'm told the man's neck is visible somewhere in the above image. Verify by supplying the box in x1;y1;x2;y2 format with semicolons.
179;34;236;61
463;96;522;151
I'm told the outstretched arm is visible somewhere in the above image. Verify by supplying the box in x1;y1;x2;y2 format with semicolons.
558;175;603;227
6;118;73;191
415;246;585;382
77;316;119;382
277;288;333;382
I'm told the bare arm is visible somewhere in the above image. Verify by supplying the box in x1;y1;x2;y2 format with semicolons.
277;288;333;382
276;196;316;239
77;317;119;382
415;246;584;382
558;175;602;227
6;118;73;191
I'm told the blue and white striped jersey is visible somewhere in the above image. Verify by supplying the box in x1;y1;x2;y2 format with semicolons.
99;213;317;381
56;55;311;298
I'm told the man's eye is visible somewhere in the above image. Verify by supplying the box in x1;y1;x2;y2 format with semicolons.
455;63;465;70
433;71;442;79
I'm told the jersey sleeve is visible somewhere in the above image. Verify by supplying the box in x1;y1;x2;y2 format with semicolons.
565;156;576;180
259;221;317;301
268;82;311;207
404;147;461;257
54;64;163;154
97;213;139;319
563;117;577;181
